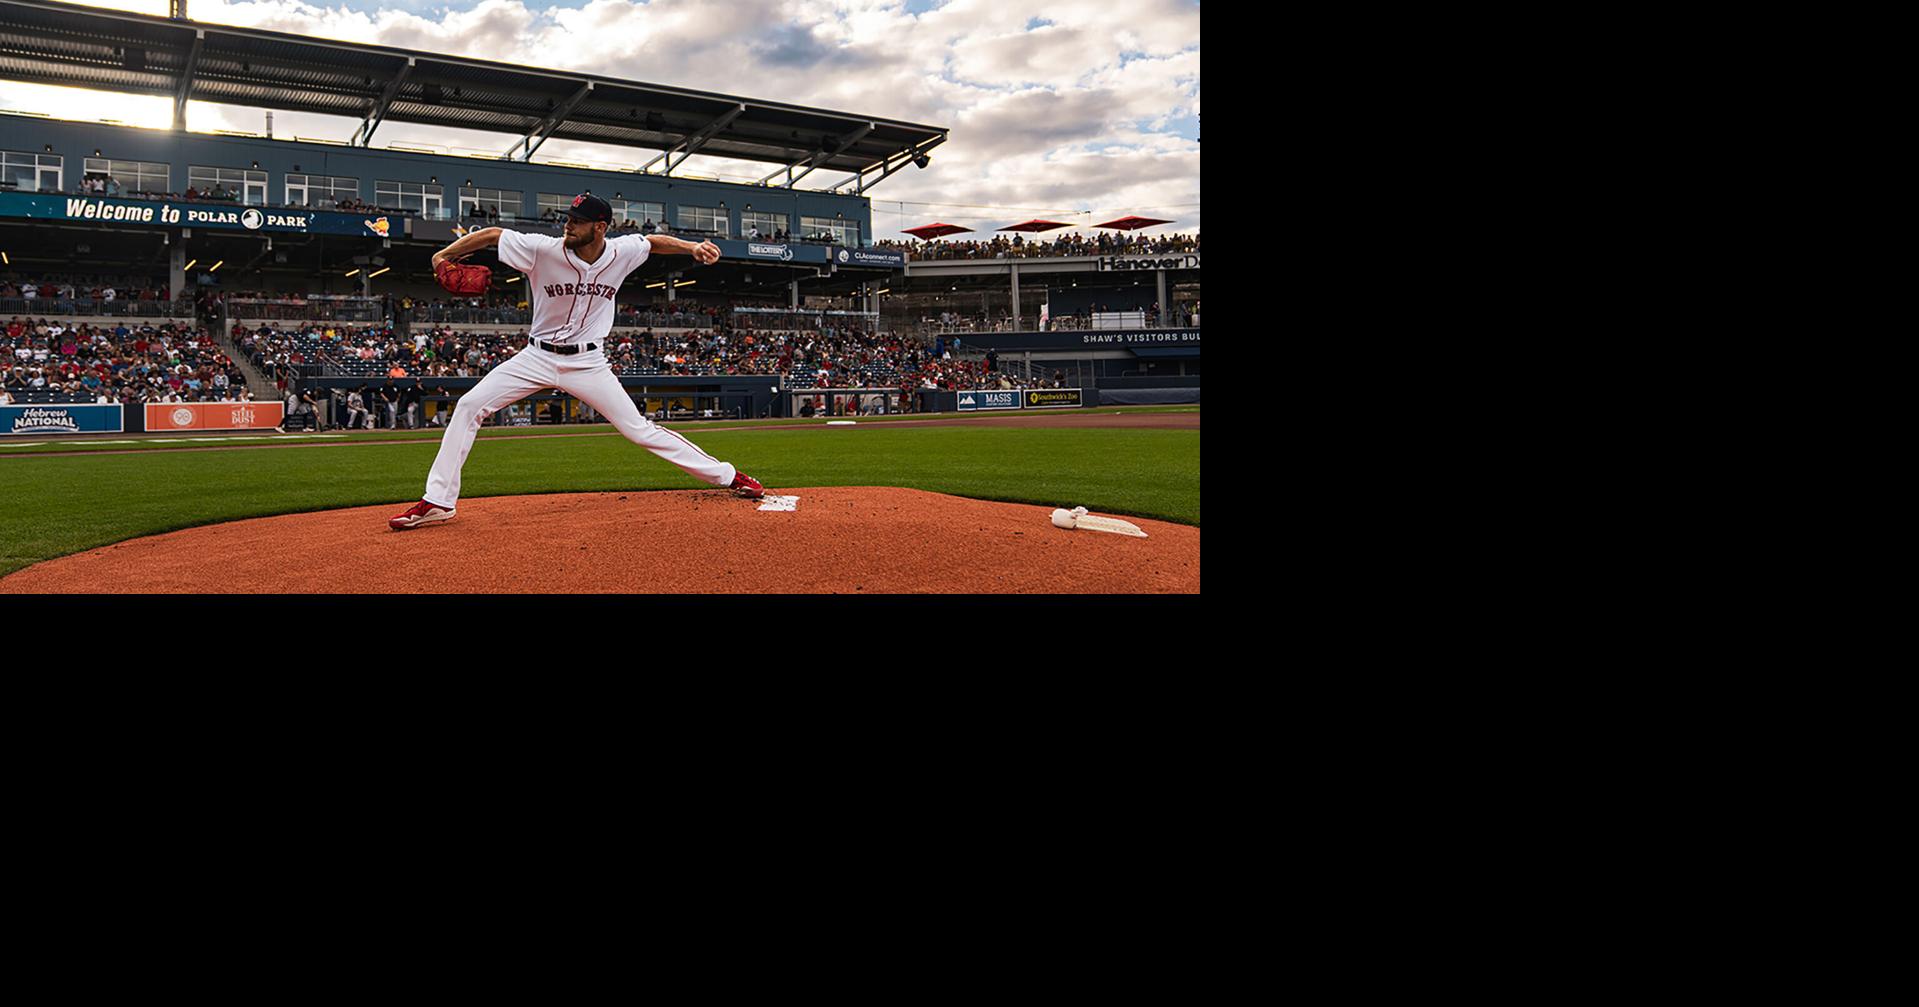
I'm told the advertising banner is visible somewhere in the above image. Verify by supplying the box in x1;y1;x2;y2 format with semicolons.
833;247;907;269
145;401;284;432
0;192;396;238
1096;253;1200;272
922;330;1200;352
1023;388;1084;409
2;403;123;435
956;389;1022;411
714;239;830;265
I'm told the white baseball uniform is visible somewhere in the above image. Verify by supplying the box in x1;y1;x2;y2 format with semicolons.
420;229;736;508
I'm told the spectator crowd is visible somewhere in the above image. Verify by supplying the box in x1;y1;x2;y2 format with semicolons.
876;230;1198;261
234;308;1051;403
2;317;252;404
1;273;191;318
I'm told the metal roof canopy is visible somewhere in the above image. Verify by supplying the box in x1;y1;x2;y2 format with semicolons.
0;0;947;190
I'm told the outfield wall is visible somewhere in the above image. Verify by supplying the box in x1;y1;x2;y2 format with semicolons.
912;388;1100;412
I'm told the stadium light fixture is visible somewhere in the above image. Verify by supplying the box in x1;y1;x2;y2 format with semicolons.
344;269;360;277
367;267;390;278
504;276;521;284
645;281;666;289
674;280;697;288
875;288;889;295
209;260;224;272
184;258;197;270
1;252;7;265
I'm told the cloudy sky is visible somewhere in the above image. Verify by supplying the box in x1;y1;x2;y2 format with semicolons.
1;0;1199;242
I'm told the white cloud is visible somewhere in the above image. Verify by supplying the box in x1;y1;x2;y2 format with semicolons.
0;0;1200;238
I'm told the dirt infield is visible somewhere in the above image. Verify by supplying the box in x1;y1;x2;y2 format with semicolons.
0;487;1199;594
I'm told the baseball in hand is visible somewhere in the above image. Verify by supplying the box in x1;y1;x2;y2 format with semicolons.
695;241;720;265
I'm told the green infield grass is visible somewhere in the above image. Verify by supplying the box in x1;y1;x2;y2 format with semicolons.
0;416;1199;577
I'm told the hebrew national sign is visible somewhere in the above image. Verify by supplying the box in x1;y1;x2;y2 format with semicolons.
3;403;123;435
0;192;398;237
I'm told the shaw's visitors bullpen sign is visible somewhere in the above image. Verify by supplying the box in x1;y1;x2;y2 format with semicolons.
0;192;394;237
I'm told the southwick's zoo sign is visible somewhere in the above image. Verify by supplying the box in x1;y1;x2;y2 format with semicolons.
0;192;393;237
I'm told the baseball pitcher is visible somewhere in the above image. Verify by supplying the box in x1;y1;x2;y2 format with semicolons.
389;193;763;531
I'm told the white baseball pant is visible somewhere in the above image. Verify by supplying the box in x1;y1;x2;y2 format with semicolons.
423;345;736;508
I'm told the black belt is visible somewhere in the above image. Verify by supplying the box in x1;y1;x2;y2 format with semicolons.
535;340;597;355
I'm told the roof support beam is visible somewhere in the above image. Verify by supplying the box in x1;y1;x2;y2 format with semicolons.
757;122;874;188
506;81;595;162
171;29;203;131
829;134;946;195
353;57;415;147
642;104;747;176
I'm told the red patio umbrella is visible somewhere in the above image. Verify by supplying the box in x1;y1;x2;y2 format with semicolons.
996;219;1073;232
1093;215;1173;231
902;222;975;240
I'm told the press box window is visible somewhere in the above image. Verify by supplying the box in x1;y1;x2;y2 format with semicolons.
802;216;859;245
83;157;167;195
676;205;729;236
287;174;358;208
376;180;443;216
188;166;267;205
742;211;788;237
615;200;663;226
459;186;522;218
2;150;63;192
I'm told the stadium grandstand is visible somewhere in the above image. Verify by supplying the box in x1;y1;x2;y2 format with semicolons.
0;0;1196;430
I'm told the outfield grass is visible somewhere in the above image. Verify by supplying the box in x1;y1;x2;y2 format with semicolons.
0;417;1199;577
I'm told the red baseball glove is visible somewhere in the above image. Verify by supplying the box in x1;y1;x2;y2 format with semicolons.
434;258;492;296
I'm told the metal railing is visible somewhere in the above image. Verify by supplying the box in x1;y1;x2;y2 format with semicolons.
889;310;1198;334
408;305;716;328
0;297;191;318
230;299;385;322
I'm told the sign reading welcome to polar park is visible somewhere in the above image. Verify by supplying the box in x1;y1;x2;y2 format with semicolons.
0;192;397;238
3;403;124;435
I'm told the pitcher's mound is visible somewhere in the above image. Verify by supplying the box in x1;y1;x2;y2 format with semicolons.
0;487;1199;594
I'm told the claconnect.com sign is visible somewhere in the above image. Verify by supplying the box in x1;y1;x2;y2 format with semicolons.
0;192;395;237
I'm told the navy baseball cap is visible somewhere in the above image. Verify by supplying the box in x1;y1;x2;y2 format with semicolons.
564;193;612;223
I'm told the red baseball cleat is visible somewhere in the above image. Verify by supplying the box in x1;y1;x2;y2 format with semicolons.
729;472;765;499
388;499;455;530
